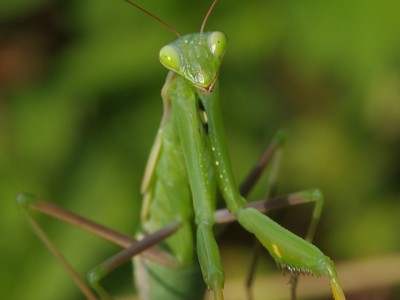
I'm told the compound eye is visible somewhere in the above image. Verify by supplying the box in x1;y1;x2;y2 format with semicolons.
207;31;227;57
159;45;181;71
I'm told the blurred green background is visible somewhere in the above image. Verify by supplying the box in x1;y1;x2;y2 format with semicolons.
1;0;400;299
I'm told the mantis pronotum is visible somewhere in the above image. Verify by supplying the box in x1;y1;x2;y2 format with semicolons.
17;0;346;299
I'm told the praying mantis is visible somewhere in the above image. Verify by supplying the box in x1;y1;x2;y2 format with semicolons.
17;0;346;299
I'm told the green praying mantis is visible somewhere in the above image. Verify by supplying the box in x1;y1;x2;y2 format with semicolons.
17;0;346;299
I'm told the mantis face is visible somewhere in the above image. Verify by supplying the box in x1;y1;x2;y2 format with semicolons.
159;31;227;92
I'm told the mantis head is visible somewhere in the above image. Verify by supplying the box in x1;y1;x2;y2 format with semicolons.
122;0;222;92
159;31;227;93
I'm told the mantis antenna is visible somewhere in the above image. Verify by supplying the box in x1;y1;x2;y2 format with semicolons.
122;0;181;38
200;0;218;33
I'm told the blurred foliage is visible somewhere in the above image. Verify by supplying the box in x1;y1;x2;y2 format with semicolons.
1;0;400;299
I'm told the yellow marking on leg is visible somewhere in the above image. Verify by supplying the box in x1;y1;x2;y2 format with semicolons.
272;244;282;258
